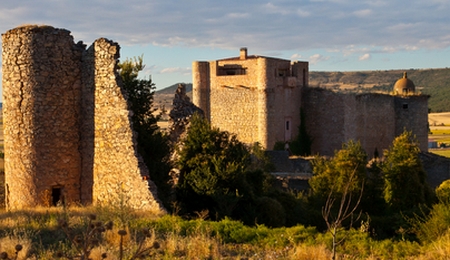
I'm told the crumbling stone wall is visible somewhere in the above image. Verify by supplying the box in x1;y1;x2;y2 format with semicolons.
2;25;164;212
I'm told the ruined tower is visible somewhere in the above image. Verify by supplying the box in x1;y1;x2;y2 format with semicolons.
2;25;164;211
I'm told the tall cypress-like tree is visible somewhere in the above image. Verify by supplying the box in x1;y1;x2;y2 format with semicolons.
382;131;434;212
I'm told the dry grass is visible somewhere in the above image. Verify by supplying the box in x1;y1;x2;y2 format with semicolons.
0;235;33;260
0;207;450;259
429;112;450;126
289;244;331;259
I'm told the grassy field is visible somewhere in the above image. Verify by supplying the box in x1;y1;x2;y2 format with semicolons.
0;206;449;259
429;113;450;158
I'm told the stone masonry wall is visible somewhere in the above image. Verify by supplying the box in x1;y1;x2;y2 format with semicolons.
394;95;429;151
209;58;265;146
301;88;347;156
2;26;83;208
351;94;396;157
194;54;307;149
86;38;164;211
2;25;164;212
302;88;428;157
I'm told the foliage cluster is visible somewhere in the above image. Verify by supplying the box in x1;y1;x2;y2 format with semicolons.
118;56;172;207
175;113;302;227
308;132;435;239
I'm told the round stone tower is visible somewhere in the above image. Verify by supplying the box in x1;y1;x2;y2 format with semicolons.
1;26;84;209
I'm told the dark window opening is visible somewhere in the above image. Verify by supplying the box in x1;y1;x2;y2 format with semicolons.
217;64;246;76
286;121;290;130
51;187;62;206
402;103;409;109
277;68;290;77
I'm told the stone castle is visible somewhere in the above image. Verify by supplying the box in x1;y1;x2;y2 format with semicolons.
193;48;428;156
0;25;429;209
1;25;164;211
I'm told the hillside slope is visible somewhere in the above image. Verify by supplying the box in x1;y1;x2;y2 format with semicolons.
309;68;450;112
155;68;450;112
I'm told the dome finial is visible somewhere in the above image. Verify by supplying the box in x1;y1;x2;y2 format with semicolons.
403;72;407;78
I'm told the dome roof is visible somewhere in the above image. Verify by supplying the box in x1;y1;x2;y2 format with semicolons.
393;72;415;95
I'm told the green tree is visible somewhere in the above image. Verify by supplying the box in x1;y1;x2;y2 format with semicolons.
176;114;280;224
309;140;367;198
118;56;171;206
436;180;450;203
176;113;251;218
381;131;434;213
308;140;367;230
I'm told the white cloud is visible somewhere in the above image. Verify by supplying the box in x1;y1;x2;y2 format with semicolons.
290;53;303;60
0;0;448;52
262;2;290;15
296;9;310;17
353;9;372;18
1;0;450;68
159;67;191;75
309;54;330;65
359;53;371;61
227;12;250;19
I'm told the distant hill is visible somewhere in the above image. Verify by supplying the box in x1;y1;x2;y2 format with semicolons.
155;68;450;113
156;83;192;95
154;83;192;120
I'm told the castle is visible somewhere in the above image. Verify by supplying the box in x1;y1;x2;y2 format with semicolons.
193;48;429;157
0;25;429;209
1;25;164;211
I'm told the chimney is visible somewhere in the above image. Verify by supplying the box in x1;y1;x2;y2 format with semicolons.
240;47;247;60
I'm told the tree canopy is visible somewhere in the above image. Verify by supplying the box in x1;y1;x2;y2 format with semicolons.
118;56;171;207
382;131;434;212
175;113;291;226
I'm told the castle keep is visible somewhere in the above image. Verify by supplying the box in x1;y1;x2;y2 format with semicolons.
2;25;164;211
193;49;428;156
193;48;308;149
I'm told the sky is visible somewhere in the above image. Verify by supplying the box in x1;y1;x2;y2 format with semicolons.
1;0;450;96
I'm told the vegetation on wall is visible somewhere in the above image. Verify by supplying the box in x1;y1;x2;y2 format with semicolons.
290;108;313;156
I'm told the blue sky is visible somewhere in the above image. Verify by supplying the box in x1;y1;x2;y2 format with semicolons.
1;0;450;95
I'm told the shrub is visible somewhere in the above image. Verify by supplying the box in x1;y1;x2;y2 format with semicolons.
436;180;450;202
